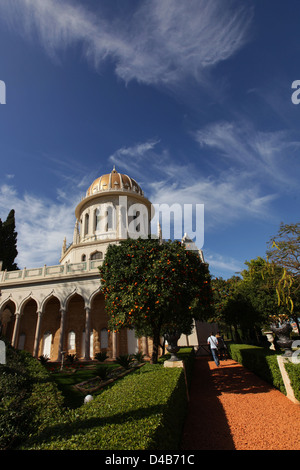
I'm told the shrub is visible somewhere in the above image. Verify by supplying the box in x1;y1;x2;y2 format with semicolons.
228;343;285;394
38;355;49;365
21;364;187;450
132;351;145;363
284;361;300;402
20;348;194;450
96;365;110;380
116;354;133;369
0;343;64;449
66;354;77;364
0;346;194;450
95;351;108;362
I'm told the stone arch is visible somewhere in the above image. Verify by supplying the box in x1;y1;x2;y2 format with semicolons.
90;291;109;357
19;297;38;355
19;293;40;315
88;287;102;309
65;293;86;358
0;299;16;342
90;250;103;260
0;296;17;313
63;289;87;311
39;295;61;360
41;292;62;313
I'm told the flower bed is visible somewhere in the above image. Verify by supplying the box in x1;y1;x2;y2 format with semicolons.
74;363;145;393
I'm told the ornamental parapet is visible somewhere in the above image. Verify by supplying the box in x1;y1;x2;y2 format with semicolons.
0;259;103;285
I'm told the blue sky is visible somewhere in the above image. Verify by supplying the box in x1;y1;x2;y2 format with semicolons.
0;0;299;279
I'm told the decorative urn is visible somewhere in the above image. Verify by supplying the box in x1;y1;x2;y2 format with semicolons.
164;330;181;362
270;322;293;357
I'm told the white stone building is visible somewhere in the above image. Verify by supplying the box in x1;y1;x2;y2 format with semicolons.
0;167;210;361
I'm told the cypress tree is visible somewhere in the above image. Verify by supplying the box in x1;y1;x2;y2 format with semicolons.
0;209;18;271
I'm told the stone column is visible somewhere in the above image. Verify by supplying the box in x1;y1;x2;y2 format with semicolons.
84;307;91;361
57;308;66;361
11;313;21;348
33;311;43;358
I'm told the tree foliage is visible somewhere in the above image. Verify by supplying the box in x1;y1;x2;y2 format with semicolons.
211;274;262;341
267;222;300;277
266;222;300;326
241;257;287;321
210;223;300;341
0;209;18;271
99;237;213;363
211;276;241;322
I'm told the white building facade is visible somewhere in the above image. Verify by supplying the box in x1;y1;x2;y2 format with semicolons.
0;167;209;361
0;168;153;361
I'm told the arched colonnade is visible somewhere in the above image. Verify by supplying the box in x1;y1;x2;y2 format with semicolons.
0;287;149;361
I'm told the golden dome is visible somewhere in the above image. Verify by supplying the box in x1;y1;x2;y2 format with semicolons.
86;166;144;197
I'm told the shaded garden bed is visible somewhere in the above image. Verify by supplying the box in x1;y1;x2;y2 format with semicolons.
74;363;145;393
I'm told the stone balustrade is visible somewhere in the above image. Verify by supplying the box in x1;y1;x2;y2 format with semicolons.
0;259;104;285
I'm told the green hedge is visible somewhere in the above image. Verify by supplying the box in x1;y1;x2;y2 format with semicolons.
283;361;300;402
1;344;193;450
0;341;65;450
12;347;193;450
227;343;286;394
21;364;188;450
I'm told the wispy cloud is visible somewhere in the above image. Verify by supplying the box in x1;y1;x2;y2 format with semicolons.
194;120;300;188
108;139;278;233
0;0;253;88
0;184;75;268
109;139;160;176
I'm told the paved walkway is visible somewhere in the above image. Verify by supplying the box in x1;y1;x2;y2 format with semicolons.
181;356;300;450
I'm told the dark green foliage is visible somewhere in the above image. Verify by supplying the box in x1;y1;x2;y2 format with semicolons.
100;237;213;363
38;354;50;365
227;343;286;394
0;341;64;449
0;209;18;271
2;345;194;450
96;365;110;380
22;363;188;450
284;361;300;402
116;354;133;369
94;351;108;362
66;353;77;364
0;344;31;449
132;351;145;363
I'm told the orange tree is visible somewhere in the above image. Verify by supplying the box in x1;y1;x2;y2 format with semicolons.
99;237;213;363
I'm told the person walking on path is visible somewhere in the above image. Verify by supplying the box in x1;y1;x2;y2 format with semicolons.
207;333;219;367
216;331;228;360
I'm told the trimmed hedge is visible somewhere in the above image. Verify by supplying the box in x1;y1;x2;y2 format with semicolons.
227;343;286;394
0;346;193;450
0;341;64;450
21;363;188;450
283;361;300;402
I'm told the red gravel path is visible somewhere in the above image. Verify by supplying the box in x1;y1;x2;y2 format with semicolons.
181;356;300;450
